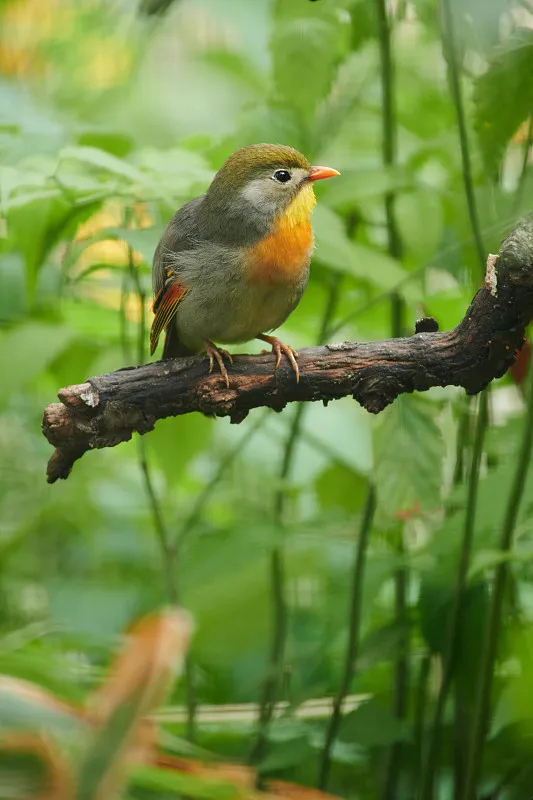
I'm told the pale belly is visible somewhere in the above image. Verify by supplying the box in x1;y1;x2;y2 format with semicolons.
174;265;310;350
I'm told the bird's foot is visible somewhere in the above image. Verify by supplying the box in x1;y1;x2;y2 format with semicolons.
205;340;233;388
257;334;299;383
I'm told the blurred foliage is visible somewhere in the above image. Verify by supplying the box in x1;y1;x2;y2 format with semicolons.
1;0;533;798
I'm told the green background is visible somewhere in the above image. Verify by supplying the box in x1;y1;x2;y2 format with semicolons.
2;0;533;797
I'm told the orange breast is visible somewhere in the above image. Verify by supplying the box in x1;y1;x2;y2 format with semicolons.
246;215;314;287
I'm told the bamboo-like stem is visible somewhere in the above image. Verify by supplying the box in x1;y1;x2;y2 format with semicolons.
462;363;533;799
514;117;533;214
376;0;403;338
420;391;489;800
413;654;431;783
318;485;377;790
434;1;490;793
440;0;485;273
250;275;343;769
380;524;409;800
125;244;180;605
126;246;183;717
375;2;409;795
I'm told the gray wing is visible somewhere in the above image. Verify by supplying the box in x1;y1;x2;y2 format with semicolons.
152;195;206;299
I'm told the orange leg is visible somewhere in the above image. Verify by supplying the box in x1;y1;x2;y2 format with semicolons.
257;334;300;383
205;340;233;388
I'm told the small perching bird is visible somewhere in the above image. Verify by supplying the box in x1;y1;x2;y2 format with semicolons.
150;143;339;386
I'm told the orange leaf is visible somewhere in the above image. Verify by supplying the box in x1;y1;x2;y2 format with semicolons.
86;607;191;725
78;608;191;800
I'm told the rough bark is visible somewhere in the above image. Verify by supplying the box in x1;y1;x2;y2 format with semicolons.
42;216;533;483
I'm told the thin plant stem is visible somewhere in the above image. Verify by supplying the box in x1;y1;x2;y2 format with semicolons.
440;0;485;274
174;412;269;550
137;437;178;604
434;3;491;794
250;275;343;768
376;2;409;794
420;391;489;800
176;411;270;739
119;271;133;366
514;116;533;214
453;683;468;800
452;396;473;487
381;524;409;800
126;244;147;366
462;364;533;800
118;247;179;607
126;240;197;740
376;0;403;338
413;654;431;783
318;484;377;790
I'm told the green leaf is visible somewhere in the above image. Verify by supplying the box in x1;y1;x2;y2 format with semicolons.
340;699;411;747
131;764;244;800
301;398;373;475
394;189;443;265
319;167;413;211
312;205;406;289
358;621;410;671
6;193;70;296
419;573;489;693
59;146;147;185
374;395;444;522
104;226;159;266
148;414;213;487
474;29;533;176
0;254;27;322
77;130;134;158
315;463;369;513
272;16;346;125
0;322;75;407
260;734;312;772
314;45;379;147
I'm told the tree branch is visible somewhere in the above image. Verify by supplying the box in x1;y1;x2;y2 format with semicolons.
42;216;533;483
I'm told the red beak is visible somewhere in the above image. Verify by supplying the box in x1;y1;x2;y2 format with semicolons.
308;165;340;182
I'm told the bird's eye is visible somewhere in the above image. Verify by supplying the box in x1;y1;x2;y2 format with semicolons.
273;169;291;184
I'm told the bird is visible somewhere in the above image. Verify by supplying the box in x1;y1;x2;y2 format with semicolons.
150;143;339;387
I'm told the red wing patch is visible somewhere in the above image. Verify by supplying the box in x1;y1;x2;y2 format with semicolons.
150;282;188;355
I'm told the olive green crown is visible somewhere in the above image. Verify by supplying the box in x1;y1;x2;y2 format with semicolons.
209;143;310;193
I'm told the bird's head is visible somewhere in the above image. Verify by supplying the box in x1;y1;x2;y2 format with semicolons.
203;143;339;242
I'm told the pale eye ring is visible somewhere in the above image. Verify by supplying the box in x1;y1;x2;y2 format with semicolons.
273;169;291;184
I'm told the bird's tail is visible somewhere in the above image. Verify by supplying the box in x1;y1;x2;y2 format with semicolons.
162;324;196;360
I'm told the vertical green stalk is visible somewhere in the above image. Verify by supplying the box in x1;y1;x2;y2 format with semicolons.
376;2;409;795
514;116;533;215
376;0;403;337
250;275;343;768
420;391;489;800
126;239;197;741
452;397;473;488
462;364;533;800
440;0;485;273
436;1;490;794
380;524;409;800
318;484;377;790
413;654;431;783
124;240;181;654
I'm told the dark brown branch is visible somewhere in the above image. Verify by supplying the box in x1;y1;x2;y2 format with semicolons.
42;216;533;483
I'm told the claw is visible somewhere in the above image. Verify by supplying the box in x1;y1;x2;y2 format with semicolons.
205;340;233;388
257;334;300;383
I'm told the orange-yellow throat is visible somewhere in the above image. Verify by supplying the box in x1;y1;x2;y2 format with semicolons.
247;183;316;286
